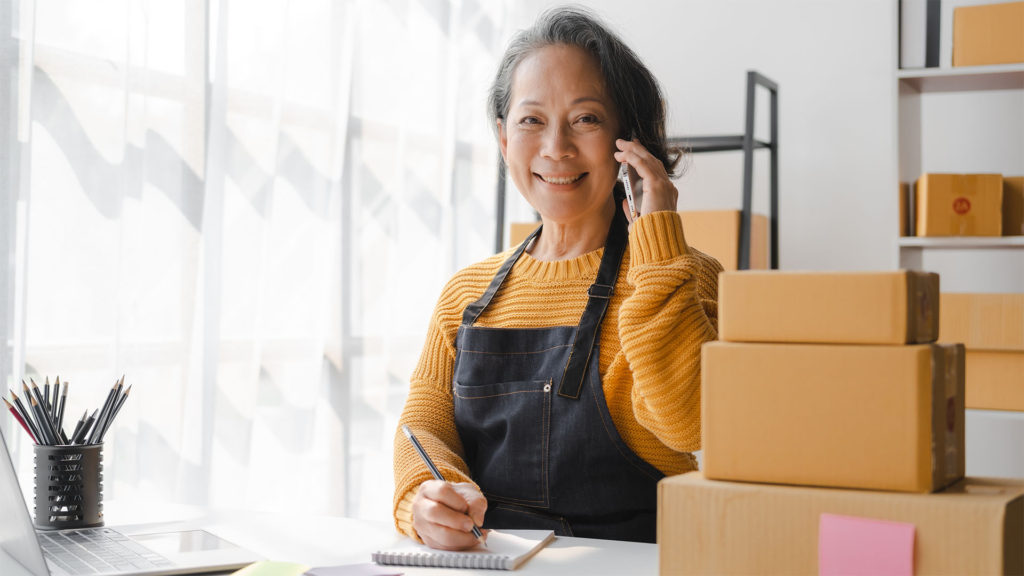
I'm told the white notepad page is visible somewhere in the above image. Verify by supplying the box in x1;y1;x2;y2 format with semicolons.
371;529;555;570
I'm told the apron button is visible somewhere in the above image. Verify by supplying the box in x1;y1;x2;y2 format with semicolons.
543;382;552;393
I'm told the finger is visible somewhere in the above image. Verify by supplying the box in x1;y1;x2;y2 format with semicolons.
419;523;484;551
621;198;636;223
452;483;488;527
615;149;665;185
419;481;471;514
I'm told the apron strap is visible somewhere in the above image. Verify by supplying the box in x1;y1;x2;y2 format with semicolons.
557;210;628;399
462;223;543;326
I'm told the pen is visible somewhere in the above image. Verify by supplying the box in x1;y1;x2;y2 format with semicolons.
401;424;486;546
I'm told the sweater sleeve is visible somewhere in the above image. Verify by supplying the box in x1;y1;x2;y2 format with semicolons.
617;210;722;453
392;300;478;539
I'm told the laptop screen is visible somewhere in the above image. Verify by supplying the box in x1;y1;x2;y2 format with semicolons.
0;427;50;576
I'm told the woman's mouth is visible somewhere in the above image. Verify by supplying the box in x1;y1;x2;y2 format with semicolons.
537;173;586;185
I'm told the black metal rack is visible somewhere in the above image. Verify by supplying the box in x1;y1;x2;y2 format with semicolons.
667;70;779;270
494;70;778;269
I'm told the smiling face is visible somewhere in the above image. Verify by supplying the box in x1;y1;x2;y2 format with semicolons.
498;44;621;226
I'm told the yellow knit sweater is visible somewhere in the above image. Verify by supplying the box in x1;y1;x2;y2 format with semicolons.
392;211;722;538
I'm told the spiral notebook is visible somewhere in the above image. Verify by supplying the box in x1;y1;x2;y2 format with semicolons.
371;529;555;570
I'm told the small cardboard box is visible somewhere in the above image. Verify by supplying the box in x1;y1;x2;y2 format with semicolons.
701;342;965;493
915;173;1003;236
940;293;1024;351
954;1;1024;67
718;270;939;344
508;222;539;247
658;472;1024;576
1005;176;1024;236
678;210;768;271
967;350;1024;412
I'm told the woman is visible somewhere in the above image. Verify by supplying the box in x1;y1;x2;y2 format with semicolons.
393;6;722;549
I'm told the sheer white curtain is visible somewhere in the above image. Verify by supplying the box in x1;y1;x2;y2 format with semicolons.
1;0;512;521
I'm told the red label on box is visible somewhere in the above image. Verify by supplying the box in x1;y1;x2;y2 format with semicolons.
953;197;971;215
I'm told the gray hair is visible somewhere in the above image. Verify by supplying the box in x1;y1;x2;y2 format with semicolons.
488;5;682;176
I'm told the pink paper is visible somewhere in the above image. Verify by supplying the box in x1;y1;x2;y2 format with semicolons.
818;513;915;576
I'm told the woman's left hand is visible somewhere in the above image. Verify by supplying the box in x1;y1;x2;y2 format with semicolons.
614;138;678;224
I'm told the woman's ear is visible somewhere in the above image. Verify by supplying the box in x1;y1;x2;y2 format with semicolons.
497;119;508;164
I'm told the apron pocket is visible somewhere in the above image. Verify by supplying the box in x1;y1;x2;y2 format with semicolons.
454;379;552;507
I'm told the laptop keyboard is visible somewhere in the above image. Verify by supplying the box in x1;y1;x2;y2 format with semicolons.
39;528;174;575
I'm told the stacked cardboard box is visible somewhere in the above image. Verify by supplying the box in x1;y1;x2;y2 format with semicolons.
954;1;1024;67
940;293;1024;411
659;271;1023;574
907;173;1024;237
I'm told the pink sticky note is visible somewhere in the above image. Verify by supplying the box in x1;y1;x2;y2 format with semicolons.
818;513;915;576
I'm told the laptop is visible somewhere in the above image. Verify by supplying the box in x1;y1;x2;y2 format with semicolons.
0;427;263;576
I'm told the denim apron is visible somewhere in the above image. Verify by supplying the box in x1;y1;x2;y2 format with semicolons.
452;210;664;543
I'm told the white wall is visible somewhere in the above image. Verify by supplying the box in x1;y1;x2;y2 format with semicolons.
505;0;899;271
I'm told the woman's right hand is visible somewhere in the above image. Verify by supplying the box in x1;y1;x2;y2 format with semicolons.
411;480;488;550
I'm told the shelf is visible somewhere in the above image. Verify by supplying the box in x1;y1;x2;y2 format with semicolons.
897;63;1024;92
667;135;771;154
898;236;1024;249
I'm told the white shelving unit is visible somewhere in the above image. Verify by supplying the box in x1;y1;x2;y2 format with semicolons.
896;61;1024;479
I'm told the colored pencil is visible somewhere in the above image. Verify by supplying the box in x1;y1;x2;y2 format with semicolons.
4;397;37;443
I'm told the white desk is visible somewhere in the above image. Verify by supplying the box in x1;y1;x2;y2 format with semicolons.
113;510;658;576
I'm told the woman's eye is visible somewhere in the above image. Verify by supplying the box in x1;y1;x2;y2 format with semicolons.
518;116;541;126
577;115;599;124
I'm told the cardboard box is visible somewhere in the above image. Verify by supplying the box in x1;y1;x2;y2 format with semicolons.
915;173;1003;236
658;472;1024;576
509;222;539;247
678;210;768;271
940;293;1024;351
967;350;1024;411
1005;176;1024;236
718;270;939;344
701;342;965;493
954;1;1024;67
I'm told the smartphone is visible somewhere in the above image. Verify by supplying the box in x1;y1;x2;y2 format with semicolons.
619;133;637;219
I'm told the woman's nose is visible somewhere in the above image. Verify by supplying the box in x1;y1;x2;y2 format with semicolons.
540;125;575;160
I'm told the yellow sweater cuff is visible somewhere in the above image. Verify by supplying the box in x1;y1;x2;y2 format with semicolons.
395;488;423;543
629;211;689;265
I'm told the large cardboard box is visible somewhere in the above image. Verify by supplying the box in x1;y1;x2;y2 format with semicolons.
954;1;1024;67
1005;176;1024;236
915;173;1003;236
702;342;965;493
718;270;939;344
967;350;1024;411
678;210;768;271
658;472;1024;576
940;293;1024;351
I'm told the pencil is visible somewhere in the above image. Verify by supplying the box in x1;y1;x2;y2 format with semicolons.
51;376;61;421
43;377;51;417
401;424;486;546
10;391;42;445
56;380;68;444
4;397;37;443
29;396;55;445
69;410;87;445
27;381;59;445
99;384;131;442
74;410;98;445
88;377;121;445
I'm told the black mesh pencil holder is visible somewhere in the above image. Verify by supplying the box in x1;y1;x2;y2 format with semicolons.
33;444;104;530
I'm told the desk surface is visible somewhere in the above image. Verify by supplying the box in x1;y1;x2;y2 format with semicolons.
122;510;658;576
